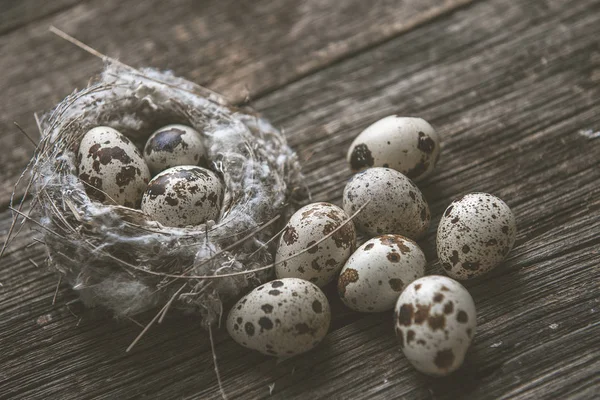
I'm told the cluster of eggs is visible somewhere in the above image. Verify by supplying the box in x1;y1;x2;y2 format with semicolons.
226;116;517;377
76;124;223;228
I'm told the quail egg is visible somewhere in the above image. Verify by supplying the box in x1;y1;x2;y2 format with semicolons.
141;165;223;227
77;126;151;207
275;202;356;287
342;167;430;239
143;124;207;174
226;278;331;357
347;116;441;181
394;275;476;376
338;235;426;312
437;193;517;280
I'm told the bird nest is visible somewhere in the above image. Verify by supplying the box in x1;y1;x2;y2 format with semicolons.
14;61;306;328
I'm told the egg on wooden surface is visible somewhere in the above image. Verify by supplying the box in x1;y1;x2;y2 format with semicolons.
342;167;430;239
143;124;207;174
226;278;331;357
394;275;476;376
338;235;425;312
275;202;356;287
77;126;151;208
437;193;517;280
347;116;441;181
141;165;223;227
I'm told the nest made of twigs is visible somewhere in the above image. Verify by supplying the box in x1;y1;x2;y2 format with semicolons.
16;60;305;327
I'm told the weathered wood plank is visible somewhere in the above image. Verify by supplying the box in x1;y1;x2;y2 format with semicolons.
1;0;600;399
0;0;471;207
0;0;83;34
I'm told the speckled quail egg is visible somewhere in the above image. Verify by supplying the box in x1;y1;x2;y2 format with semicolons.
143;124;207;174
394;275;476;376
338;235;425;312
347;116;441;181
226;278;331;357
77;126;151;208
275;202;356;287
437;193;517;280
141;165;223;227
343;167;430;239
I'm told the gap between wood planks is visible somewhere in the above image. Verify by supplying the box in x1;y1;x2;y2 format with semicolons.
0;0;482;263
0;0;87;36
237;0;477;104
0;0;479;209
1;0;600;398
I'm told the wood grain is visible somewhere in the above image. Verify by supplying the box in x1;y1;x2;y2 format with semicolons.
0;0;83;34
1;0;600;399
0;0;471;207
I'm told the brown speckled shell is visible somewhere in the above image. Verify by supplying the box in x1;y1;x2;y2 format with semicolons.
226;278;331;357
338;234;425;312
342;167;430;239
143;124;208;174
437;193;517;280
346;116;441;182
140;165;223;227
393;275;476;376
77;126;151;208
275;203;356;287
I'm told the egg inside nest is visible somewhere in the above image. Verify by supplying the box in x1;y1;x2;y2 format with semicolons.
77;126;151;208
76;121;228;229
141;165;224;227
143;124;208;174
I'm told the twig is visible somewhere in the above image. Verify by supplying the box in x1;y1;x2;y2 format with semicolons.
97;214;281;294
3;91;51;257
126;307;163;352
66;303;79;320
158;283;187;324
43;190;76;233
50;26;108;60
182;214;281;273
49;26;231;105
79;179;119;206
7;207;64;239
248;224;287;258
100;201;368;280
28;258;40;268
213;200;368;278
13;122;38;147
209;324;228;400
126;293;183;352
26;239;44;248
2;152;63;259
33;112;42;134
7;162;63;250
1;169;37;260
52;275;62;305
127;317;145;329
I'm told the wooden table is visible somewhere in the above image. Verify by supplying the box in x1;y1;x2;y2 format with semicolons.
1;0;599;398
